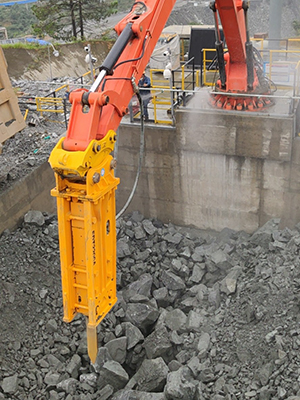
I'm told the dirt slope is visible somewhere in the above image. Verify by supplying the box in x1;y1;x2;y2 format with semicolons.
2;41;113;81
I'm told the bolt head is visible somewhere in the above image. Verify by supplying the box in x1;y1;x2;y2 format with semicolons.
110;159;117;170
92;172;100;184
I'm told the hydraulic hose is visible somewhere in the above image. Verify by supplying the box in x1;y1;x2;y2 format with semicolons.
116;90;145;220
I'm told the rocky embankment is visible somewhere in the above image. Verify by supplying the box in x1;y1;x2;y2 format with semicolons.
1;211;300;399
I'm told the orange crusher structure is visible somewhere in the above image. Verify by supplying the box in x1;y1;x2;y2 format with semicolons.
210;0;272;110
49;0;271;363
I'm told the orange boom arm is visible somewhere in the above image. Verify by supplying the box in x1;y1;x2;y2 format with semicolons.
49;0;176;364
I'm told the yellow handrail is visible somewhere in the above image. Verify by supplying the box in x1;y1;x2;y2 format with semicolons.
202;48;218;87
24;109;29;121
268;49;300;84
35;96;65;117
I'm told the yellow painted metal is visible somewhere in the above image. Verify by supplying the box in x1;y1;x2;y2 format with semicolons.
35;96;65;116
202;48;218;87
196;70;200;88
24;109;29;121
180;38;185;61
251;37;264;50
181;65;185;90
49;130;116;177
296;60;300;97
87;324;98;364
55;83;70;94
50;132;120;363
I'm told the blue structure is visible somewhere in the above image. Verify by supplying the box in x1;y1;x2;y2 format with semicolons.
0;0;37;6
25;38;50;46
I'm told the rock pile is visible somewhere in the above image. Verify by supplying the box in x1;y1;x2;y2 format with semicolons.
1;211;300;399
0;119;62;194
0;78;71;194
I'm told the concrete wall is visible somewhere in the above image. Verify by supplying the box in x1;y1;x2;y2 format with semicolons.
1;105;298;235
116;108;299;233
0;162;56;233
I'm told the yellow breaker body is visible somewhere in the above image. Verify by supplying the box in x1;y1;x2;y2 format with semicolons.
49;132;119;363
48;0;177;364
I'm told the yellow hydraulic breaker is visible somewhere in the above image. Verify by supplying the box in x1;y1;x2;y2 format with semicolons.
49;131;119;363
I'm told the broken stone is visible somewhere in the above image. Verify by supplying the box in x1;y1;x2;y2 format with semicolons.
122;273;153;302
197;332;211;358
56;378;78;394
144;326;172;359
46;318;58;333
100;360;129;390
96;384;114;400
105;337;127;364
210;249;232;271
259;362;274;386
134;225;146;240
24;210;45;226
164;367;197;400
190;264;205;283
220;266;242;295
186;310;203;331
142;219;157;236
121;322;144;350
208;284;221;309
44;372;60;386
161;270;186;291
153;287;170;307
165;309;187;332
93;347;111;373
79;373;97;387
125;302;159;332
1;374;18;394
127;357;169;392
66;354;82;379
117;239;131;258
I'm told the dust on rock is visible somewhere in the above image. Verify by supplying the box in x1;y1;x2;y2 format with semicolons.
1;211;300;399
0;79;68;194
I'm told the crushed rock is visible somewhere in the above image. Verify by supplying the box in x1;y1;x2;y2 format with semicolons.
1;211;300;399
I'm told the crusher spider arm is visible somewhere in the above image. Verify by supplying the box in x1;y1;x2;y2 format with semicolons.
210;0;272;110
48;0;176;364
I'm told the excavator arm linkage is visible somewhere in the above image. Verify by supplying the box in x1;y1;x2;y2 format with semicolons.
49;0;176;364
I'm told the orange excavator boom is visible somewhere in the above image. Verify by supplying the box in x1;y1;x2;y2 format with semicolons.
49;0;176;364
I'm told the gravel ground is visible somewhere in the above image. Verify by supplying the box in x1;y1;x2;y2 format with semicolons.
1;3;300;398
0;120;64;194
0;79;70;194
1;211;300;400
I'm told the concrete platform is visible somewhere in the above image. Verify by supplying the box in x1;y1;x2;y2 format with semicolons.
1;87;299;235
117;89;300;233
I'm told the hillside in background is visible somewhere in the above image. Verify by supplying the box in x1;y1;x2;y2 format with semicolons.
0;0;299;42
0;3;36;38
167;0;300;39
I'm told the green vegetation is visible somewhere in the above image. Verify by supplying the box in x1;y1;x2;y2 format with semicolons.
32;0;118;42
293;20;300;36
0;0;132;41
0;4;37;38
0;42;41;49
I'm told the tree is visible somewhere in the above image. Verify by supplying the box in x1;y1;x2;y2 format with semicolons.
293;20;300;36
32;0;118;41
0;4;37;38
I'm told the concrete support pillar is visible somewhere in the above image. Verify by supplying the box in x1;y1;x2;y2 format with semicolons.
268;0;283;49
